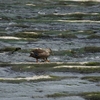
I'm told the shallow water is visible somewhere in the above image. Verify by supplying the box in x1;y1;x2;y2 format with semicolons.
0;38;100;62
0;65;100;100
0;0;100;100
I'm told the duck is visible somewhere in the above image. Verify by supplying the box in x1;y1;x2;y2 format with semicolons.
29;48;52;62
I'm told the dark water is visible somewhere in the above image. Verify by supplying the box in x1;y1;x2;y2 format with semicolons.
0;0;100;100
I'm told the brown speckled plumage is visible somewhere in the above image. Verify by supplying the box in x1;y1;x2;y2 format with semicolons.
29;48;52;62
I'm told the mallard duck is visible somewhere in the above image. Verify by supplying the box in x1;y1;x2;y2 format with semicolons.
29;48;52;62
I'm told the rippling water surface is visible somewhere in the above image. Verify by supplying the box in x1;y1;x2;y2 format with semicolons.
0;0;100;100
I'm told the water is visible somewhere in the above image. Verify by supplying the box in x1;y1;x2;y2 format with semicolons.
0;65;100;100
0;0;100;100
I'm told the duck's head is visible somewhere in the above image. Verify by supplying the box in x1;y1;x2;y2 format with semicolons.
46;48;52;53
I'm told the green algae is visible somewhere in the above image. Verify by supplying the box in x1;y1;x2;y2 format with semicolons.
46;91;100;100
87;34;100;39
53;67;100;73
85;62;100;66
14;32;43;38
0;75;65;83
81;92;100;100
81;76;100;82
10;63;58;72
58;33;77;38
84;46;100;53
59;46;100;57
46;92;71;98
1;62;98;73
75;46;100;54
56;0;99;6
0;46;21;53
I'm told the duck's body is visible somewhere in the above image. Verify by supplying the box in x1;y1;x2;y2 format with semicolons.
30;48;52;62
